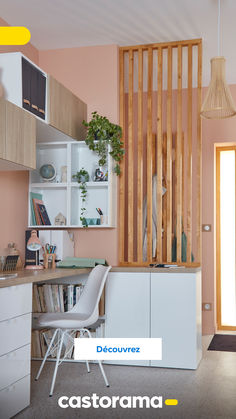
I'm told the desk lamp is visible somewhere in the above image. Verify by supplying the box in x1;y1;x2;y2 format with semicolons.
26;230;44;270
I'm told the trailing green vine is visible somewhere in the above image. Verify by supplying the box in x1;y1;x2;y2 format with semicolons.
82;112;125;175
72;168;89;227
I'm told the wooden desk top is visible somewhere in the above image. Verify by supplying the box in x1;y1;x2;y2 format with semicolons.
0;268;90;288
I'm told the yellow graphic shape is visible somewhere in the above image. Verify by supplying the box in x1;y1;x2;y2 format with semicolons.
0;27;31;45
165;399;178;406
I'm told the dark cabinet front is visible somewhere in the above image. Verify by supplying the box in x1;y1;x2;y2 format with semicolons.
22;58;46;120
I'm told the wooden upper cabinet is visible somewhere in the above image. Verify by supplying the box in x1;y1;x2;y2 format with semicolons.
48;75;87;140
5;101;36;169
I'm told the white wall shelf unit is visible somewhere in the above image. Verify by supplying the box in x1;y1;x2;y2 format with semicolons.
28;140;117;229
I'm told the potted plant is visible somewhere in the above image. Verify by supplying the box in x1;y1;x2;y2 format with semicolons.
82;111;125;175
72;168;89;227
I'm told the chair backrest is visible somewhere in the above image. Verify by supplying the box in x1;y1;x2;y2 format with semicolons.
70;265;111;322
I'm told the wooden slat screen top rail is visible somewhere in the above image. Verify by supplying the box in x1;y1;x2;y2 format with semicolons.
147;47;153;261
120;38;202;52
128;49;134;262
119;49;125;263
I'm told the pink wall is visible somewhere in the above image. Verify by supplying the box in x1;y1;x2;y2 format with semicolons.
0;171;29;261
39;45;119;265
0;18;38;259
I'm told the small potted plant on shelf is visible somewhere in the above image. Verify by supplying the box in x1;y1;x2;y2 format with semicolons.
82;111;125;175
72;168;89;227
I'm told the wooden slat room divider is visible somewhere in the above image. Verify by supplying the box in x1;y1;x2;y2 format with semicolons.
119;39;202;266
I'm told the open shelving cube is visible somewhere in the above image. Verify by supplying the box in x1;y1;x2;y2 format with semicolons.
28;140;117;228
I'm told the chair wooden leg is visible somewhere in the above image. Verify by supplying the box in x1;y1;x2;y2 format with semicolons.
35;329;58;381
49;330;64;397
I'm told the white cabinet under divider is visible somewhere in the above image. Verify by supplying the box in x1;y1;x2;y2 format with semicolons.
28;140;117;228
105;269;202;369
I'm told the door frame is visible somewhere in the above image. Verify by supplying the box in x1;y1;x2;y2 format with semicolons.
216;145;236;331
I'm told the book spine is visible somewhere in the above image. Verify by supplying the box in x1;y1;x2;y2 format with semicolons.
43;284;54;312
33;284;42;312
32;199;42;225
67;285;74;311
52;285;60;312
58;285;65;312
38;285;46;312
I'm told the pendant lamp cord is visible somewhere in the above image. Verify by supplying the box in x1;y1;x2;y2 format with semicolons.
218;0;221;56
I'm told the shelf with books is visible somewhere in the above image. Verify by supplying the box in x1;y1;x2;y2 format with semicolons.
28;140;117;228
31;323;105;361
29;187;68;227
31;280;106;361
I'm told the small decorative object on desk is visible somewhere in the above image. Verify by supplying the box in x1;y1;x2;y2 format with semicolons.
8;242;22;269
54;212;66;226
44;253;56;269
61;166;67;183
43;243;56;269
3;255;19;271
39;164;56;182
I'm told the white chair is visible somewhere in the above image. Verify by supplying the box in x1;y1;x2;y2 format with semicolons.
35;264;111;396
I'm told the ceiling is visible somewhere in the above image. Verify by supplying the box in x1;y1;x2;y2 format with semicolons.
0;0;236;85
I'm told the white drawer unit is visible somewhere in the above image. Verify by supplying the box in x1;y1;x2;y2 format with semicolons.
0;374;30;419
0;283;32;322
0;344;31;391
0;283;32;417
0;313;31;357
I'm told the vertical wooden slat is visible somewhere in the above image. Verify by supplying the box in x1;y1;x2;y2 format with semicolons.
166;46;172;262
119;49;125;264
137;48;143;263
196;42;202;264
128;49;134;262
176;45;182;263
182;132;185;226
156;47;163;261
147;47;153;262
162;133;167;262
187;45;193;263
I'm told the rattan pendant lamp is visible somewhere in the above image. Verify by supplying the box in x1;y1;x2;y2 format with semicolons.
201;0;236;119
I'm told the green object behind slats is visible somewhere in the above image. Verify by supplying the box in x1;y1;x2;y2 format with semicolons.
57;257;108;268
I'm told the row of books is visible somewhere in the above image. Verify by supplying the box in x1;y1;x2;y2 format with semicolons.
33;283;84;313
31;324;105;359
30;192;51;225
